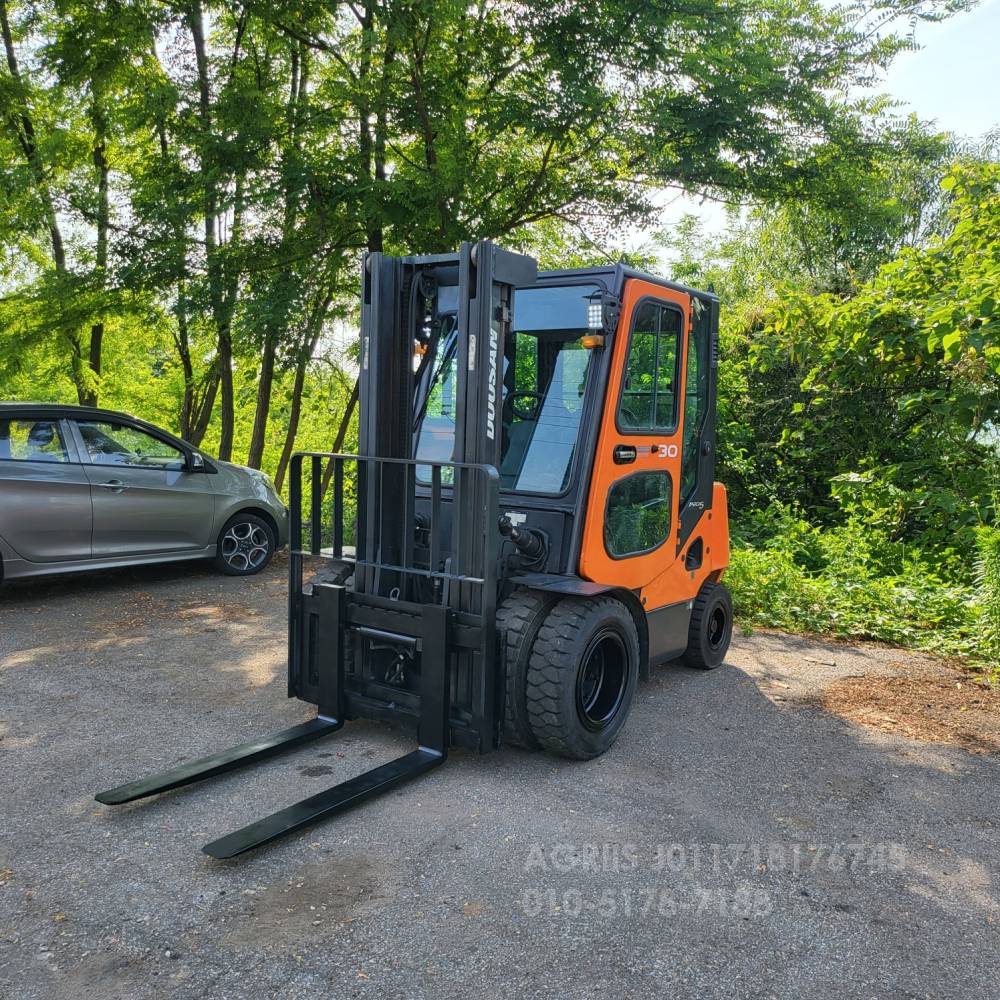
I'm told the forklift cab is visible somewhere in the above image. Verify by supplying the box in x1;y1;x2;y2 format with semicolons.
412;264;729;666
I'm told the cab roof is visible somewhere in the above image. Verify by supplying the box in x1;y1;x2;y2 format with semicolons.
536;264;718;305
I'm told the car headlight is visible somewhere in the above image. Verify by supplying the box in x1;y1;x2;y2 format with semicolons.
248;469;277;493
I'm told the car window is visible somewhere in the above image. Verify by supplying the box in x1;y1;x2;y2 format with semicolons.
76;421;185;470
0;419;69;463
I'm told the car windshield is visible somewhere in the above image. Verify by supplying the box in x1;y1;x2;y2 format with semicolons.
415;284;599;493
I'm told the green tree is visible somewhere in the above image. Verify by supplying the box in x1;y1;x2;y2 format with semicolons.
0;0;979;478
746;161;1000;555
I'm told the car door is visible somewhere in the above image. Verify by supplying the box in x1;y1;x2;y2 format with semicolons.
0;414;93;562
579;279;689;594
70;418;216;557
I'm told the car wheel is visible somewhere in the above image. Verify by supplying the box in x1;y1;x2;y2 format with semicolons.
524;596;640;760
216;513;275;576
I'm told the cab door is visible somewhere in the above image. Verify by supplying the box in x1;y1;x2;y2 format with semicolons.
579;279;689;593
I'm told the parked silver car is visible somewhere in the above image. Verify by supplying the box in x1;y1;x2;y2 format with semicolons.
0;403;288;581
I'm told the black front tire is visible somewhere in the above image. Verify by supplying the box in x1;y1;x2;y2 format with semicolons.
682;581;733;669
215;513;276;576
497;589;559;750
525;597;640;760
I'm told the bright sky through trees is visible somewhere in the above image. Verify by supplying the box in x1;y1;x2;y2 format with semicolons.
648;0;999;260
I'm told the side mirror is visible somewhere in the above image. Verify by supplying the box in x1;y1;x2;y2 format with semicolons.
187;452;207;472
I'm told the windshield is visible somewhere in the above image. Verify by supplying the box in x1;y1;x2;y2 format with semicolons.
415;284;599;493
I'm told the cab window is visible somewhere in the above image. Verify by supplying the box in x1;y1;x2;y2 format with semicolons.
618;301;682;432
414;283;599;494
605;471;672;557
681;309;709;502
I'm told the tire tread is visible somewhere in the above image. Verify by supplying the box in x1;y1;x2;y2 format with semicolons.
525;597;638;759
497;590;557;749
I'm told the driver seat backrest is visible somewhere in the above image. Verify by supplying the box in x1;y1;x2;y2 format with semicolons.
500;418;534;486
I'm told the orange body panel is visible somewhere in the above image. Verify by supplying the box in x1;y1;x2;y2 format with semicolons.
639;482;729;613
578;279;729;613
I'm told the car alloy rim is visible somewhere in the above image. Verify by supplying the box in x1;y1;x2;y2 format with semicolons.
222;522;269;571
575;628;629;732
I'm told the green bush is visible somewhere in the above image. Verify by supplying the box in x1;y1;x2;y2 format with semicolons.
975;527;1000;672
727;514;991;666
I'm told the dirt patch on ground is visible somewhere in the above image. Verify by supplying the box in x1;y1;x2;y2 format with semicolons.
221;857;395;952
822;671;1000;754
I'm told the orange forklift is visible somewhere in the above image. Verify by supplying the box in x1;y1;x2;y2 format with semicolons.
97;242;732;857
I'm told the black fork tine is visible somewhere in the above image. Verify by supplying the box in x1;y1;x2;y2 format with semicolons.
202;748;444;859
95;717;342;806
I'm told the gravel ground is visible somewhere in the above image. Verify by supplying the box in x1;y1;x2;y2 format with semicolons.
1;556;998;1000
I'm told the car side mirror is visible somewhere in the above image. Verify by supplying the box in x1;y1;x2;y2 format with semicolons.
187;452;207;472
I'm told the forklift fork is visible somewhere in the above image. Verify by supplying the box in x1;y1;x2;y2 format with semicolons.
95;582;453;859
94;717;343;807
203;601;451;859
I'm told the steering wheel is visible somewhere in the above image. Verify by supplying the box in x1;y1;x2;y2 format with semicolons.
510;391;545;421
619;406;639;428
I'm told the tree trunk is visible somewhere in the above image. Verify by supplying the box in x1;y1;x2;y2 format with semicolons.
274;349;310;494
173;280;219;447
274;284;333;492
175;279;195;437
321;379;360;494
217;330;235;460
0;0;67;275
246;42;309;470
189;365;219;447
0;0;86;397
246;331;278;469
83;97;110;408
188;2;239;461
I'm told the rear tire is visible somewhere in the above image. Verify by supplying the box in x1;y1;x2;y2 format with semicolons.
215;513;275;576
682;581;733;670
497;589;559;750
525;597;640;760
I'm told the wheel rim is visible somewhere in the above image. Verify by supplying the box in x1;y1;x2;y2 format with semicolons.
222;521;270;571
707;605;728;650
575;629;629;732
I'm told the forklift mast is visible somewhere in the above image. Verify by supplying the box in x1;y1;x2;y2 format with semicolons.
287;242;538;757
96;242;732;859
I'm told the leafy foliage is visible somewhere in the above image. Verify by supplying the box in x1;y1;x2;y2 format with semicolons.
2;0;973;457
743;162;1000;554
1;0;995;671
728;504;980;653
700;158;1000;672
975;526;1000;669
